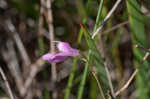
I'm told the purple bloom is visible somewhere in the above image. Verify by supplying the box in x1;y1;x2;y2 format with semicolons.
42;53;68;63
57;42;79;56
42;41;79;63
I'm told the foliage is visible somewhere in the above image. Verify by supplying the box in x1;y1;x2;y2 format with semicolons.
0;0;150;99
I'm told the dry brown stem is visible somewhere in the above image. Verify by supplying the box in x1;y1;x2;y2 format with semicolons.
102;21;129;34
114;45;150;97
24;59;44;96
1;40;25;96
45;0;57;98
114;69;138;97
0;66;15;99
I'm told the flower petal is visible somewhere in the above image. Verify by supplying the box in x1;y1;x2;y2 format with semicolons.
42;41;79;63
51;53;68;63
42;53;56;61
42;52;68;63
57;42;79;56
57;42;72;52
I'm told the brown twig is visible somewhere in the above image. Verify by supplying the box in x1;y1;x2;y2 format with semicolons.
135;45;150;53
24;59;44;96
136;45;150;64
5;20;31;67
114;45;150;97
0;66;15;99
45;0;57;98
5;19;31;79
1;40;25;96
45;0;57;81
114;69;138;97
102;21;129;34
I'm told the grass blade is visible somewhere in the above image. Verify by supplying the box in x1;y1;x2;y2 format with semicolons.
127;0;149;98
64;57;78;99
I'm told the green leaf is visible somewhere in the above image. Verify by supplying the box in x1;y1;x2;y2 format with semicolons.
80;24;108;84
127;0;150;98
80;24;104;65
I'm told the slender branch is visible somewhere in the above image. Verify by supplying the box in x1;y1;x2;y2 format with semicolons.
45;0;57;98
91;70;106;99
1;41;25;96
5;19;31;80
91;2;124;95
136;45;150;64
13;33;31;66
102;21;129;34
135;45;150;53
0;66;15;99
114;69;138;97
114;45;150;97
98;35;115;98
104;65;115;97
24;59;44;96
46;0;57;82
91;0;119;97
92;0;122;38
46;0;55;52
5;19;31;66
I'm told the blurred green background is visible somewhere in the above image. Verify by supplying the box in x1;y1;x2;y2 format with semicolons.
0;0;150;99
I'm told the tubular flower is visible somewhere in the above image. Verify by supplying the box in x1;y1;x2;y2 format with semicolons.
42;41;79;63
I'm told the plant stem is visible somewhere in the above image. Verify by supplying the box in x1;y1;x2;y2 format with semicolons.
64;57;78;99
77;0;104;98
77;51;91;99
91;71;106;99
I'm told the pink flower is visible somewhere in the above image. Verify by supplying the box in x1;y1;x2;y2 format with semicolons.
42;42;79;63
57;42;79;56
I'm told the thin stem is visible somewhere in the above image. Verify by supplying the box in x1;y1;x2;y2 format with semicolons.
92;0;122;39
135;45;150;53
5;20;31;66
91;71;106;99
64;0;91;97
77;0;104;98
115;69;138;96
45;0;57;98
97;25;115;97
64;57;78;99
24;59;44;96
77;51;91;99
104;65;115;97
102;21;129;34
0;66;15;99
93;0;104;32
91;0;122;96
114;46;150;97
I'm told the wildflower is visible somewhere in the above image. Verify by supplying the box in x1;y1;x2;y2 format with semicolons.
57;42;79;56
42;41;79;63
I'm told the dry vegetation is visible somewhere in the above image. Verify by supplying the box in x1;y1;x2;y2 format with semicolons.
0;0;150;99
